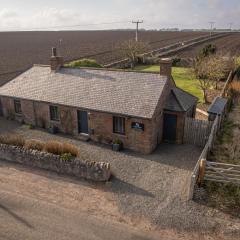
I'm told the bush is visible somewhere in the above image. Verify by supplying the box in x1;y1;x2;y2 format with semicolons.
44;140;63;155
44;140;79;157
229;80;240;97
25;139;45;151
65;59;102;68
235;66;240;79
197;44;217;60
0;134;25;147
60;153;74;161
61;143;79;157
172;58;181;66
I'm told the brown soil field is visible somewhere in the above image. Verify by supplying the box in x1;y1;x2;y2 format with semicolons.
174;32;240;59
0;30;208;86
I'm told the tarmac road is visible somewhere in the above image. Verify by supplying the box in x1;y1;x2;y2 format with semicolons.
0;189;160;240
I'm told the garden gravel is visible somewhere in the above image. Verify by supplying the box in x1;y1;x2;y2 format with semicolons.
0;117;240;236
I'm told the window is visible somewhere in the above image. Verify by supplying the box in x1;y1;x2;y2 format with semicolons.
113;116;125;135
14;100;22;114
49;105;59;121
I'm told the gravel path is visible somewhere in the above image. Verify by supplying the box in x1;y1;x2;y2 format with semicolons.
1;117;240;237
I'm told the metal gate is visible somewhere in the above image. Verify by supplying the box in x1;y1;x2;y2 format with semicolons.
183;117;213;147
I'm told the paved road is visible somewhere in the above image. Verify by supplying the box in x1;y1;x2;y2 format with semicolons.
0;188;161;240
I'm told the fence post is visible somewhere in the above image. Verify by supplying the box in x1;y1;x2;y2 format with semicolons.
198;159;206;186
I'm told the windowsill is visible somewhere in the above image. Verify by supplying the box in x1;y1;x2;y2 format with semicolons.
113;132;126;137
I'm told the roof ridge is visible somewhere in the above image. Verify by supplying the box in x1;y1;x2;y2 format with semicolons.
62;66;161;75
33;64;50;67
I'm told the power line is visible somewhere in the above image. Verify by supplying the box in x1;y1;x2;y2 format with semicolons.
132;20;143;41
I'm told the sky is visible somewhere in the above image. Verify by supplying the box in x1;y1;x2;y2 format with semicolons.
0;0;239;31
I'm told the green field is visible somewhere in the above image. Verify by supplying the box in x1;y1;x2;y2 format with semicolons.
134;65;203;102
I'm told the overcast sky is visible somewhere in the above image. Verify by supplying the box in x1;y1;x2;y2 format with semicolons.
0;0;239;31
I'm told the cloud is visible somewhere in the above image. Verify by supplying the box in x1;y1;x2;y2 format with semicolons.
0;9;18;18
0;9;20;30
0;1;239;31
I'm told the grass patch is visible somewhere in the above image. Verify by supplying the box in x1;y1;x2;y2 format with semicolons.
205;182;240;217
217;120;235;144
134;65;203;102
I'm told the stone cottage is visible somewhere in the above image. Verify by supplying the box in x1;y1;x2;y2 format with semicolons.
0;49;198;153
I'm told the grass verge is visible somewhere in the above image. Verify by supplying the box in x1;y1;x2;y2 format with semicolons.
134;65;203;102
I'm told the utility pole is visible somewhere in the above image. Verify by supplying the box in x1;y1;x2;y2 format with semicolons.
132;20;143;41
209;21;215;37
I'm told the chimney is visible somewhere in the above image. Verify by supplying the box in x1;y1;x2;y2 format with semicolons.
50;47;63;71
159;58;172;78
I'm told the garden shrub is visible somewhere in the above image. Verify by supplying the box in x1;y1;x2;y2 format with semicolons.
25;139;45;151
229;80;240;98
44;140;79;157
61;143;79;157
0;134;25;147
60;153;74;161
65;59;102;68
44;140;63;155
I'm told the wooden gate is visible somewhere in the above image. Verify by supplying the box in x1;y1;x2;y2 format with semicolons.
183;118;213;147
198;159;240;185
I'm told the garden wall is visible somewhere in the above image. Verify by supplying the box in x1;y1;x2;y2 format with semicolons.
0;143;111;181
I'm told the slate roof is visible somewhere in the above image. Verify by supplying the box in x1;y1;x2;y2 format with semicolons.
164;87;198;112
0;65;168;119
207;97;228;115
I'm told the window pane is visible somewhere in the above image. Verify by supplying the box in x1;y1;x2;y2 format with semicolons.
113;116;125;134
50;106;59;121
14;100;22;114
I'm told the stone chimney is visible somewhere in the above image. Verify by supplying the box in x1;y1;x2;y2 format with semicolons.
50;47;63;71
160;58;172;78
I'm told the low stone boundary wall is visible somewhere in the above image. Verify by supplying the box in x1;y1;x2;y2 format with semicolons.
0;144;111;181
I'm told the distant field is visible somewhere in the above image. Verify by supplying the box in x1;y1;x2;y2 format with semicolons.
0;30;208;86
134;65;203;102
0;31;238;88
172;33;240;58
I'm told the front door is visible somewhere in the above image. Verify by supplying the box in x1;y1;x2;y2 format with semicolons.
77;110;88;134
163;113;177;143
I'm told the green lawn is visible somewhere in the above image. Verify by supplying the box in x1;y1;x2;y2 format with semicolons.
134;65;203;102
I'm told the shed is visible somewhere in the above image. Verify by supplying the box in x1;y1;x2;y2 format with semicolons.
207;97;228;121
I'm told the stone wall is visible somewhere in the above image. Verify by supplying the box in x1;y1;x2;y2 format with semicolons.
0;143;111;182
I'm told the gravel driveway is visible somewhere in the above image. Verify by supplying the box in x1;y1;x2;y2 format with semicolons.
1;117;240;237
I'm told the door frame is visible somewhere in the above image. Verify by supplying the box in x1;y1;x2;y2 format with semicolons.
77;110;89;134
162;112;177;143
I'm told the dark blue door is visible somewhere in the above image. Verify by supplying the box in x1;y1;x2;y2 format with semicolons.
163;113;177;143
77;110;88;134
